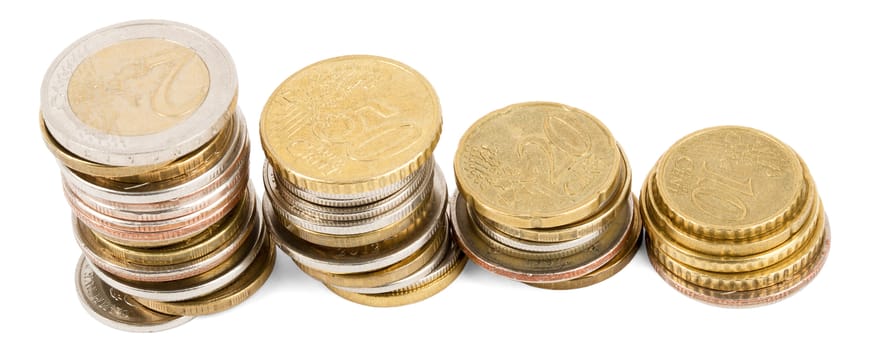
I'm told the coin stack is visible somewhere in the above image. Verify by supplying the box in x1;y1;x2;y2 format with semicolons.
40;20;273;331
451;102;642;289
642;126;830;306
260;55;465;307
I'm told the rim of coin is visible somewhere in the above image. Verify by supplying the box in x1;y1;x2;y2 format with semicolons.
646;217;831;307
260;55;441;195
88;216;267;303
454;101;621;229
76;256;194;332
57;113;248;206
82;188;254;266
526;223;643;290
269;160;434;222
643;170;816;257
266;171;446;274
266;160;435;235
296;222;447;289
451;191;637;283
41;19;237;166
652;126;807;240
134;232;276;316
647;209;826;292
326;248;466;307
330;231;451;294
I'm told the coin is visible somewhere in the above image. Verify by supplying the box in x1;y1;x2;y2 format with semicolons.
260;55;441;195
643;125;830;306
41;20;237;167
75;256;193;332
454;102;621;229
653;126;807;240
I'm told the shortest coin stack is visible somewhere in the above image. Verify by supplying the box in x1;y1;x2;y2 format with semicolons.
40;20;272;331
451;102;642;289
260;55;465;306
642;126;830;307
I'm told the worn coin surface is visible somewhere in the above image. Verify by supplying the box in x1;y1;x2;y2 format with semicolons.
260;55;441;195
454;102;621;229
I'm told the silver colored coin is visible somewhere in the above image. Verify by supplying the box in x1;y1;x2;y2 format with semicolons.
266;161;435;235
76;256;193;332
267;160;433;222
41;20;237;167
275;160;427;207
266;167;448;274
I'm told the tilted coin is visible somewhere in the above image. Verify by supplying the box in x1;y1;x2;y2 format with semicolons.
76;256;193;332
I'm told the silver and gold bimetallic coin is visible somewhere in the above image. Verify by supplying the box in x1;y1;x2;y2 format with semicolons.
642;126;829;307
260;55;464;307
451;102;642;289
40;20;272;331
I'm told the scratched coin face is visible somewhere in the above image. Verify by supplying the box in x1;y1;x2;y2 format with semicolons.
454;102;620;229
67;38;210;136
655;126;805;238
41;20;237;166
260;55;441;195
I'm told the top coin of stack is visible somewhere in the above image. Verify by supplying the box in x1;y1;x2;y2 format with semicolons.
261;55;465;306
451;102;642;289
40;20;273;331
642;126;829;307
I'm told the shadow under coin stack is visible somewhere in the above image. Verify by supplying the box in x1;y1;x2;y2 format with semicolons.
40;20;273;331
260;55;465;307
451;102;642;289
642;126;829;306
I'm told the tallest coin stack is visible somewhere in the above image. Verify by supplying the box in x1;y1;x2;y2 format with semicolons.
40;20;273;331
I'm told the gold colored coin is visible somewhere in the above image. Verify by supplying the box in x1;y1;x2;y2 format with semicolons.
643;169;816;257
647;209;826;291
260;55;441;195
646;220;831;307
326;250;466;307
654;126;806;240
135;233;275;316
476;147;630;243
454;102;621;229
68;38;210;136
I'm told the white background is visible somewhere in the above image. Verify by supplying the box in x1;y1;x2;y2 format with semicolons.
2;1;874;348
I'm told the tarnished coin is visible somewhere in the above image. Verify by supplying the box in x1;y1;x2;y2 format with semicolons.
454;102;621;229
75;256;193;332
41;20;237;167
260;55;441;195
653;126;806;240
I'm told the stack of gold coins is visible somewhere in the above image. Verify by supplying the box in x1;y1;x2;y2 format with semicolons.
260;55;465;307
40;20;273;331
451;102;642;289
642;126;830;306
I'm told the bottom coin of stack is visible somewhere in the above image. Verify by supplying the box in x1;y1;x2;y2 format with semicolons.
642;126;830;307
451;102;642;289
264;160;465;307
46;113;274;331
